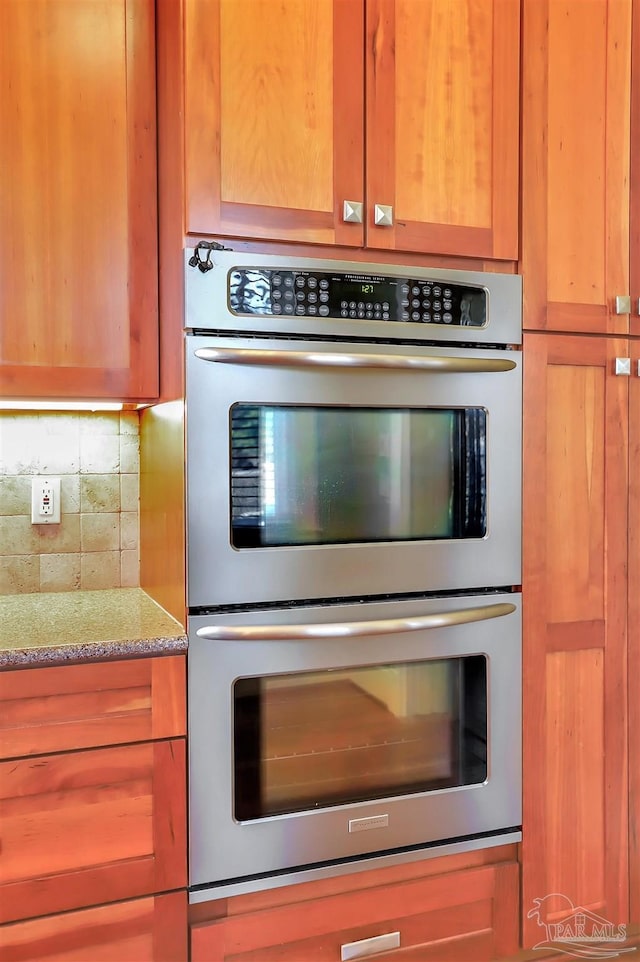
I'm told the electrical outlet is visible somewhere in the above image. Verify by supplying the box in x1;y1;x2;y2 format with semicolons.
31;477;61;524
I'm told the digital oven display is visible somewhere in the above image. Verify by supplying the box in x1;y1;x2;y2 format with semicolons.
228;268;487;327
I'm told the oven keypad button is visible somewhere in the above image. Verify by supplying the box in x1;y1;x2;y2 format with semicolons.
308;292;318;303
272;303;283;314
433;312;442;322
308;277;318;289
284;303;294;314
412;311;421;321
295;276;305;288
319;279;329;290
319;305;330;316
443;312;453;323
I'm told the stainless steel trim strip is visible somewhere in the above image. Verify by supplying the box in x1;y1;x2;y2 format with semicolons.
195;601;517;641
194;346;517;373
187;831;523;903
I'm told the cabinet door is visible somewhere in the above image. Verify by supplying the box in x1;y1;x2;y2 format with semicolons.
0;739;187;924
630;339;640;923
191;861;519;962
522;0;632;334
0;0;158;400
522;334;629;946
184;0;364;247
365;0;519;259
631;0;640;336
0;891;187;962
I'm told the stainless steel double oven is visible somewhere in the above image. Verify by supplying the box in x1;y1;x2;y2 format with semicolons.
185;251;523;901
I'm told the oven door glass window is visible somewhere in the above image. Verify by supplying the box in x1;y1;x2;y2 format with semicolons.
233;656;487;821
230;405;486;548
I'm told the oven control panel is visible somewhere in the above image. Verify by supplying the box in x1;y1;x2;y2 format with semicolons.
228;268;487;328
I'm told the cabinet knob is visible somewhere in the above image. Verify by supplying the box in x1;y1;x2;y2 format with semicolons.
374;204;393;227
615;295;631;314
342;200;363;224
615;357;631;376
341;931;401;960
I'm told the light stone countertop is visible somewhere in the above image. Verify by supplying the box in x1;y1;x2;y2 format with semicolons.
0;588;187;668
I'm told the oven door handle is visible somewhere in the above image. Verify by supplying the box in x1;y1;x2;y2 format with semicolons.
194;347;517;373
195;602;517;641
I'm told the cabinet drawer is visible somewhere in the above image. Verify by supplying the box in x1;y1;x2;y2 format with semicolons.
191;861;519;962
0;739;186;923
0;656;186;759
0;890;187;962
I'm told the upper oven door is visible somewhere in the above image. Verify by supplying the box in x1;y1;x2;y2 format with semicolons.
186;335;522;608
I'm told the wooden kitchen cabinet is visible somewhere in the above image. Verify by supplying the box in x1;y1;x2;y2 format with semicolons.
0;890;187;962
174;0;519;259
521;333;630;946
629;336;640;924
521;0;634;335
0;0;159;401
190;849;519;962
632;0;640;333
0;655;187;951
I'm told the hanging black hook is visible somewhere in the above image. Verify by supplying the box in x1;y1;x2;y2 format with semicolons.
188;240;233;273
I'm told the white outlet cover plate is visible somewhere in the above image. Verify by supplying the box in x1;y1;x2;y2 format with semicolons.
31;476;61;524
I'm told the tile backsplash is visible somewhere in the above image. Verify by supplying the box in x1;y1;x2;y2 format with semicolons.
0;412;139;594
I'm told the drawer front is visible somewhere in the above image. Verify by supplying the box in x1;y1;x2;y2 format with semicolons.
190;861;519;962
0;890;187;962
0;656;186;759
0;740;187;923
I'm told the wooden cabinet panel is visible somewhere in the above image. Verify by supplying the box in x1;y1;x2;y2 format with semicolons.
522;0;632;334
0;739;187;924
0;656;186;759
630;338;640;923
366;0;519;258
632;0;640;336
0;891;187;962
184;0;364;247
177;0;519;259
0;0;158;400
522;333;629;946
191;860;519;962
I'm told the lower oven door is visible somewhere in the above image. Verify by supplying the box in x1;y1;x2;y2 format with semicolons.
188;592;521;891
